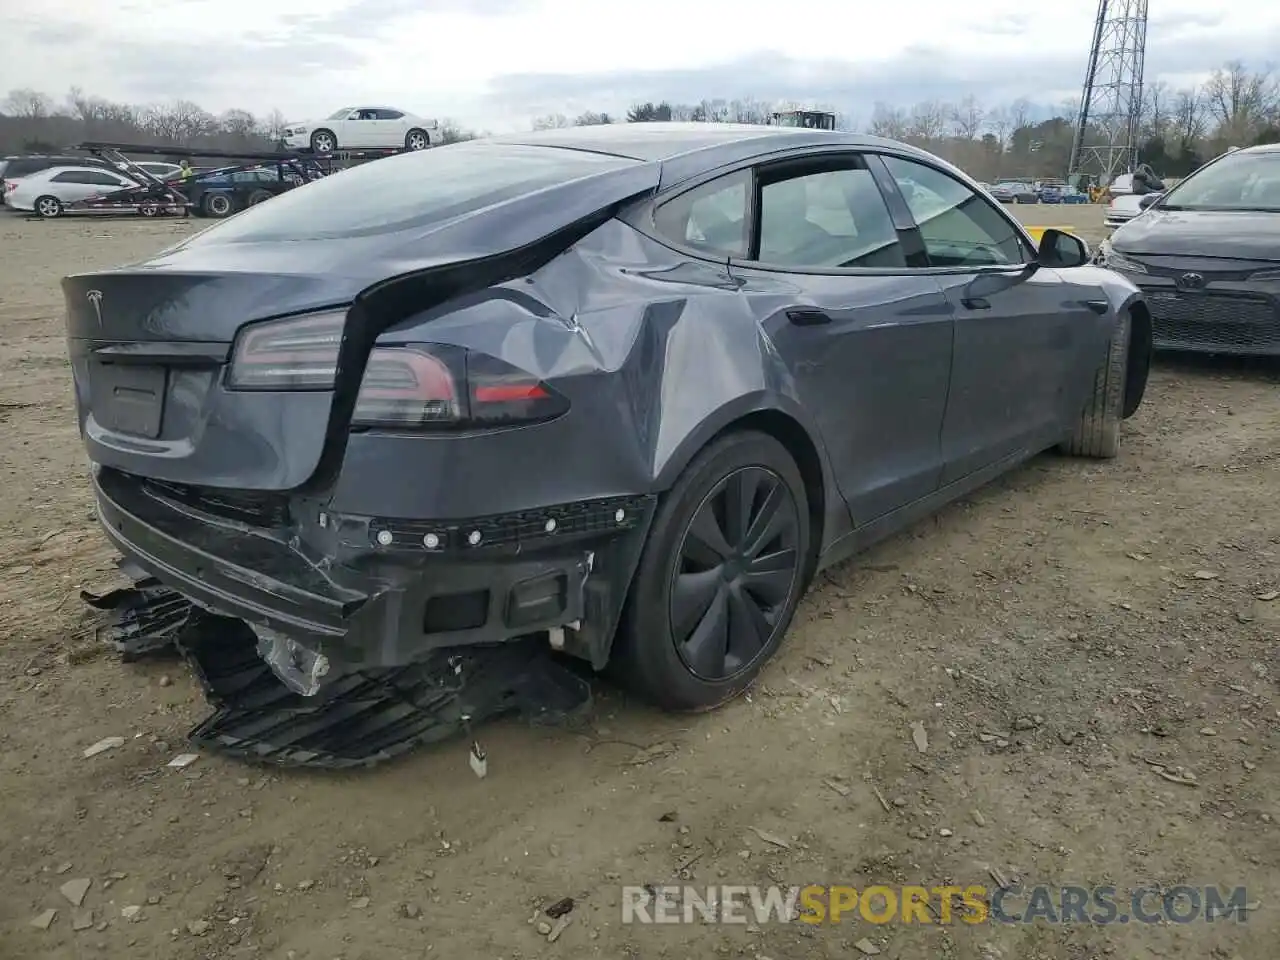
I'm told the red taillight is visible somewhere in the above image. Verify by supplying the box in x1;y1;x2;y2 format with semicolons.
227;312;568;429
352;346;568;430
352;348;461;427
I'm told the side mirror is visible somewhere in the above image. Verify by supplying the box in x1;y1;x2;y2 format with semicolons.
1037;228;1090;268
1138;193;1161;209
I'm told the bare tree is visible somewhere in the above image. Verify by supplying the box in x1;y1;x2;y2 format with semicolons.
1008;98;1032;132
1172;87;1208;153
4;88;55;119
531;112;571;130
951;95;985;140
437;120;478;143
262;109;287;142
574;111;613;125
219;108;259;142
728;98;770;124
907;100;949;143
868;102;908;139
986;107;1012;150
1204;61;1276;142
1142;79;1170;139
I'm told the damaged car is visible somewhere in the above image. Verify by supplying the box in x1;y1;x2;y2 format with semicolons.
65;124;1152;759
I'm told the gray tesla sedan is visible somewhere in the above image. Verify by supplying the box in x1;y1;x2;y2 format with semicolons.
65;124;1151;764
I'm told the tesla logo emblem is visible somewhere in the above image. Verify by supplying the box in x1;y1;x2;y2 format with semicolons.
1176;272;1205;290
86;289;103;325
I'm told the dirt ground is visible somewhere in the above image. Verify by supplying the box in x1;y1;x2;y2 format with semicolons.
1;204;1277;960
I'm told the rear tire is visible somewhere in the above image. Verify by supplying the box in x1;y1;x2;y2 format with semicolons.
405;128;430;151
35;195;62;218
611;431;810;712
1059;310;1131;459
202;193;233;218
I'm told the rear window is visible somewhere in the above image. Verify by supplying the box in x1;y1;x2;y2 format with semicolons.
186;142;639;244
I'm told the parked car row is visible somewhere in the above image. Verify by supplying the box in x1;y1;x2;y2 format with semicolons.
982;179;1089;204
2;155;313;219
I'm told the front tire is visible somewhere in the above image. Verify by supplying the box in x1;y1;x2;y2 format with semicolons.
34;195;62;218
1060;310;1131;458
310;129;337;154
612;431;810;712
202;193;233;218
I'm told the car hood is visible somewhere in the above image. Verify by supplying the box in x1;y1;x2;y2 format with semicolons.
1111;208;1280;259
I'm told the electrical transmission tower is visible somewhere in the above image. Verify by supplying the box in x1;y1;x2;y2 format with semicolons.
1068;0;1149;186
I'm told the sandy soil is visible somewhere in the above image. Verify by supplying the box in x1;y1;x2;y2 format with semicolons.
0;204;1276;960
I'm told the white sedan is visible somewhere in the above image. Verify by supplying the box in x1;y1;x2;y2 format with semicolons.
6;165;142;217
280;107;438;154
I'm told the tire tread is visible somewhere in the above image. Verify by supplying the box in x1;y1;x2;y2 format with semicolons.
1060;311;1130;459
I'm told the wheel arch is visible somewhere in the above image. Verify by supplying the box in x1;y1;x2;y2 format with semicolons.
652;395;839;585
1121;293;1153;419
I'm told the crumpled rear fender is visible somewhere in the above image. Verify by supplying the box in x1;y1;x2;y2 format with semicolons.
349;218;839;533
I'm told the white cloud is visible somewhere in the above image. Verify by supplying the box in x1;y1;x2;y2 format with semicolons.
2;0;1278;131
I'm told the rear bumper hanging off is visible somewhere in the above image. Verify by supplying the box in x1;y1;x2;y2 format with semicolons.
91;467;656;680
82;574;593;768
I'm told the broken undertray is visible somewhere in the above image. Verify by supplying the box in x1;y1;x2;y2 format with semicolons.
81;574;592;769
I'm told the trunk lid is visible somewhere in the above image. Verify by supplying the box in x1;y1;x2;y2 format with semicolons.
63;247;381;493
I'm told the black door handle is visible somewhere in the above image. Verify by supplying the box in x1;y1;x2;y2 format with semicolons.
960;297;991;310
1084;300;1110;315
786;308;831;326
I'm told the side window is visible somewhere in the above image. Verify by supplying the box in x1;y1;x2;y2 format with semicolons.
50;171;84;183
653;169;750;257
86;172;126;186
758;166;905;269
881;156;1027;267
376;110;404;120
356;109;378;121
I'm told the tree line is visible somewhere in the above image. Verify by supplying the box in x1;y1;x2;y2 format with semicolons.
5;60;1277;181
0;87;483;157
532;62;1280;181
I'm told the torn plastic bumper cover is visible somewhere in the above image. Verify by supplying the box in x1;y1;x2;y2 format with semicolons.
92;466;656;682
83;573;593;768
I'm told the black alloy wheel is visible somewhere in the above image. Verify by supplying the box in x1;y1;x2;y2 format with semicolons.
670;466;801;681
612;430;810;712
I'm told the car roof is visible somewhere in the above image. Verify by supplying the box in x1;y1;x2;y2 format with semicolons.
34;165;123;177
488;122;920;163
1239;142;1280;155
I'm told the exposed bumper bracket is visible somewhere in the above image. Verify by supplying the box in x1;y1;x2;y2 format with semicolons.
84;571;593;769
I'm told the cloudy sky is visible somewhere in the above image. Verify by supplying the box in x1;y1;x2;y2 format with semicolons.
2;0;1277;132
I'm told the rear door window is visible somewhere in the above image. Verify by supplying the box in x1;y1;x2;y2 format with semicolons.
185;142;640;243
653;169;750;256
757;166;905;269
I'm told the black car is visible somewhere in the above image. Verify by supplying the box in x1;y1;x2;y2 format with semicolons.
181;164;302;218
64;124;1150;719
1099;143;1280;355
